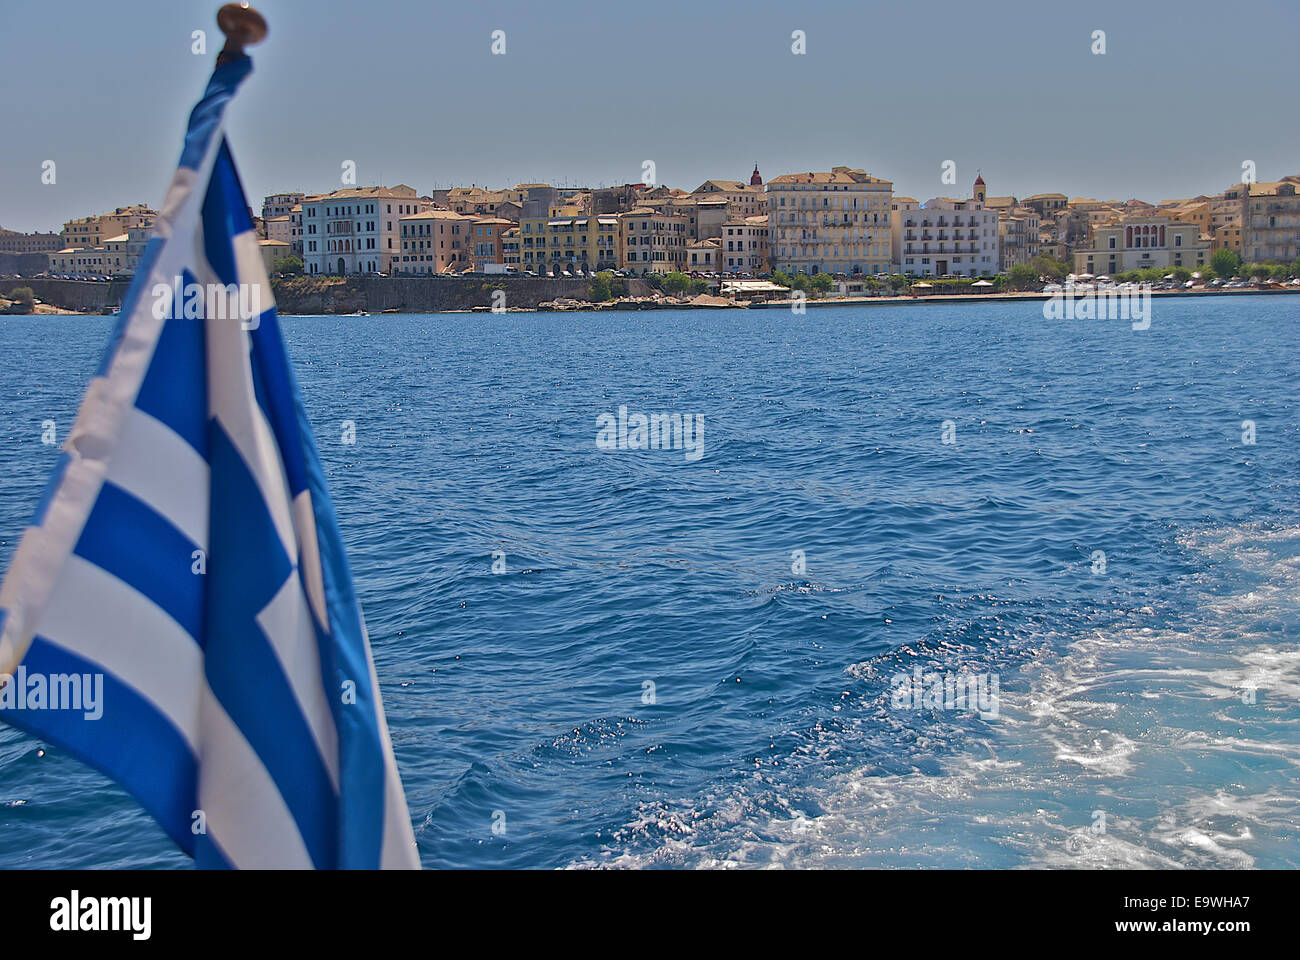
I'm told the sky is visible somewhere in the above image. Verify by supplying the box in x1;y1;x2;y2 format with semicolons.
3;0;1299;233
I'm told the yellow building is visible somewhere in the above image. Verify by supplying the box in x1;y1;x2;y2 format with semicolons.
60;205;154;250
1167;200;1211;240
259;238;291;274
518;214;620;275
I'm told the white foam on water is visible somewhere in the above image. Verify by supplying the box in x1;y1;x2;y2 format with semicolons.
573;522;1300;869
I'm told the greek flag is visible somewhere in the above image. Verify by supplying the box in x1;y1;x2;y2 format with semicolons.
0;54;419;868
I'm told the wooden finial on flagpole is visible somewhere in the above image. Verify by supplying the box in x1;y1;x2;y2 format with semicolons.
216;3;268;64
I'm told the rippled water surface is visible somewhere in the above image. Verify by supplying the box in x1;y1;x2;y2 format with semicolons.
1;296;1297;868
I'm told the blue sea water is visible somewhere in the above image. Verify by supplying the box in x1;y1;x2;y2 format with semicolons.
0;294;1297;869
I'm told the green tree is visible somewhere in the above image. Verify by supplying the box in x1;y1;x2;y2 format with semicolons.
1007;264;1038;291
808;273;834;294
272;255;303;276
1027;256;1069;281
888;274;907;292
3;287;35;314
1170;267;1192;282
1210;248;1242;279
589;271;613;302
1247;262;1273;280
1290;256;1300;278
661;271;692;295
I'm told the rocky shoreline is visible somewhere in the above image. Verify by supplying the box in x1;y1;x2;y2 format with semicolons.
6;276;1299;318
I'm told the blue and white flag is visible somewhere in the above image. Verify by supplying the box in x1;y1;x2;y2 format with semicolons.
0;54;419;869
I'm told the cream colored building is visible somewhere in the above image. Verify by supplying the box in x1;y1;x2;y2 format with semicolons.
619;207;689;274
1073;214;1209;275
48;221;151;277
686;238;720;271
691;168;766;220
263;215;294;245
1241;178;1300;263
767;166;892;275
717;215;768;273
48;247;111;276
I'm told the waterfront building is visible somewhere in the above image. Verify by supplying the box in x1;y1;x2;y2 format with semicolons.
718;215;768;273
300;184;432;275
393;210;472;275
618;207;689;274
47;218;152;277
1241;178;1300;264
47;247;111;276
891;181;999;276
258;238;291;274
517;213;620;275
766;166;892;275
1073;214;1210;275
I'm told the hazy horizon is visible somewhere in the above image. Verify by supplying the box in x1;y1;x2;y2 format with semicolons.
3;0;1298;233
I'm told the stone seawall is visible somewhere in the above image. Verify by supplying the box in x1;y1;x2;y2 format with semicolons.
13;278;133;313
14;275;652;315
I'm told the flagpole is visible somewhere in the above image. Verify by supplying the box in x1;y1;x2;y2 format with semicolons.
216;2;268;64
